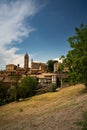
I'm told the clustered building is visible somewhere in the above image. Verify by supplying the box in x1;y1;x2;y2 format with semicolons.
6;53;47;74
0;53;68;85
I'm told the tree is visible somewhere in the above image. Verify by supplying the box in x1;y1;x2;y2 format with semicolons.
58;63;64;73
19;76;38;98
65;24;87;86
0;82;10;105
59;55;65;62
9;73;21;101
58;55;67;73
47;60;55;72
49;83;57;92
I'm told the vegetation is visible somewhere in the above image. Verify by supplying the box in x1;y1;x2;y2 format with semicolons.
58;63;64;73
19;76;38;98
49;83;57;92
0;84;87;130
63;24;87;87
0;76;38;105
47;60;56;72
0;82;10;105
58;55;65;72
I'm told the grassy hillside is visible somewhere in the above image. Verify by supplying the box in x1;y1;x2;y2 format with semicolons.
0;84;87;130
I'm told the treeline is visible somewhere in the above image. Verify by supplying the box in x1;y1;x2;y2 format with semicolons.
0;75;59;106
0;76;38;106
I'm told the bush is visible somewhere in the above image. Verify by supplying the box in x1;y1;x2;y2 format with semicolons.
19;76;38;98
0;82;10;105
0;99;6;106
49;83;57;92
8;87;17;101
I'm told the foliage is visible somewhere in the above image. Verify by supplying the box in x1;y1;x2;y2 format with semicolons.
58;55;68;73
8;87;17;102
65;24;87;87
0;76;38;105
0;82;10;105
19;76;38;98
9;73;21;101
49;83;57;92
0;82;10;100
58;63;64;73
0;81;19;105
59;55;65;62
47;60;55;72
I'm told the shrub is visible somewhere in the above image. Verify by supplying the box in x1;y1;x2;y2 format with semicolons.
19;76;38;98
8;87;16;101
49;83;57;92
0;82;10;105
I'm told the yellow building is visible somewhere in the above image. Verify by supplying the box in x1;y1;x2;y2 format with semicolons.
6;64;17;71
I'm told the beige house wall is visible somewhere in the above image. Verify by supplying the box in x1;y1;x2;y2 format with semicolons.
6;64;17;71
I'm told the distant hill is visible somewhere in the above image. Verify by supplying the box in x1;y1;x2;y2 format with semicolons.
0;84;87;130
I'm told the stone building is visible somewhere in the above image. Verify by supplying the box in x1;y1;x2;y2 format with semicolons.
24;53;29;70
29;60;47;74
6;64;17;71
54;61;59;72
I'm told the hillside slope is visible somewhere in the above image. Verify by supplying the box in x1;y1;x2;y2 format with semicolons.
0;84;87;130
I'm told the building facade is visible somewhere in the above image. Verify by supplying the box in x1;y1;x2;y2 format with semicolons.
54;61;59;72
24;53;29;69
6;64;17;71
29;60;47;74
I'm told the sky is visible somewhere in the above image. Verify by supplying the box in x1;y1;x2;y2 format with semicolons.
0;0;87;69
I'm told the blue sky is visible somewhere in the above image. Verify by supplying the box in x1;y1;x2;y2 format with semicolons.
0;0;87;69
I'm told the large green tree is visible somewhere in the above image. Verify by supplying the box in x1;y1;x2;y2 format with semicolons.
19;76;38;98
47;60;56;72
0;82;10;105
9;73;21;101
66;24;87;86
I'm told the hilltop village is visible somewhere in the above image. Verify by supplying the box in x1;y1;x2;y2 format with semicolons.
0;53;68;86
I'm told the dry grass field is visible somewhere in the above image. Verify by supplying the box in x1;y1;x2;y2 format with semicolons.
0;84;87;130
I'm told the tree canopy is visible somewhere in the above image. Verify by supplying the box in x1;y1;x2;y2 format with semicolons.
65;24;87;86
47;60;56;72
19;76;38;98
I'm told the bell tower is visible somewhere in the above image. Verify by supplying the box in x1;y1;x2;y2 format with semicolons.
24;53;29;69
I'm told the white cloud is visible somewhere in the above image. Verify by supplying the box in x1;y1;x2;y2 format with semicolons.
53;58;63;63
0;0;40;69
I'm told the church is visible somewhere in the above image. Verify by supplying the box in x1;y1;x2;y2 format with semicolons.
5;53;48;75
0;53;59;85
